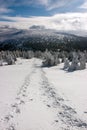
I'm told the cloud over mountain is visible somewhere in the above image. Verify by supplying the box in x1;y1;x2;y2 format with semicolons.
29;25;45;30
0;12;87;33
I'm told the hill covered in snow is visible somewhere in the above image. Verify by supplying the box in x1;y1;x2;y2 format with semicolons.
0;27;87;51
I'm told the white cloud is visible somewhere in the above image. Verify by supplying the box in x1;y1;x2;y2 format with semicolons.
0;0;75;11
0;7;12;14
79;1;87;9
34;0;72;10
0;12;87;33
0;0;85;13
37;0;49;6
46;0;70;10
35;0;82;11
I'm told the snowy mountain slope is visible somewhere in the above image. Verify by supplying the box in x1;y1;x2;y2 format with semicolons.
0;28;78;48
0;58;87;130
0;28;77;42
0;27;87;51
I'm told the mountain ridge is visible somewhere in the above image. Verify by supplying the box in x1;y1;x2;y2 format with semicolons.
0;27;87;51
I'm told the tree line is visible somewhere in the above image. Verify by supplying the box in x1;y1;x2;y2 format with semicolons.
0;50;87;72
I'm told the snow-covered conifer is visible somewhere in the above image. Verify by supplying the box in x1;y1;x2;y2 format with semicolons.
68;52;79;71
6;54;15;65
79;52;86;70
42;50;55;66
64;58;70;70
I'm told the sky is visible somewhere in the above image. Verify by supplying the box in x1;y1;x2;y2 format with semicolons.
0;0;87;33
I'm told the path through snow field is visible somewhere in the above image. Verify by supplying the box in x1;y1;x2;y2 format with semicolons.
0;58;87;130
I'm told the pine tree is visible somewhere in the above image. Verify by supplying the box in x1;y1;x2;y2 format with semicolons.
68;52;79;71
64;58;70;70
79;52;86;70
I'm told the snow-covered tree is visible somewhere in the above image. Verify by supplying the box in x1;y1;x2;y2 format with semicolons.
0;52;3;66
79;52;86;70
42;49;61;67
0;57;3;66
63;58;70;70
84;50;87;62
54;53;60;65
6;54;15;65
68;52;79;71
34;51;41;58
27;51;34;59
42;51;54;66
59;51;66;63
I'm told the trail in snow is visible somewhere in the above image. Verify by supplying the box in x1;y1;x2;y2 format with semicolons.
0;58;87;130
40;68;87;130
0;59;36;130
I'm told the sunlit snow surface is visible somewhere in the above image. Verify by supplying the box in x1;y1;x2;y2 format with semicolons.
0;58;87;130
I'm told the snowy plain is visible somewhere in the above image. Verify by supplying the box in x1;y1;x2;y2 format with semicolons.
0;58;87;130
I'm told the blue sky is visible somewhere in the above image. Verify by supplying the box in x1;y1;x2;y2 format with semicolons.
0;0;87;32
0;0;86;16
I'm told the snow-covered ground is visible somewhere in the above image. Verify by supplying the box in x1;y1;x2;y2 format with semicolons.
0;58;87;130
44;64;87;119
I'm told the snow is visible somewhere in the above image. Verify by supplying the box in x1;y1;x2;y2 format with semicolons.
0;58;87;130
0;58;34;119
43;63;87;122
